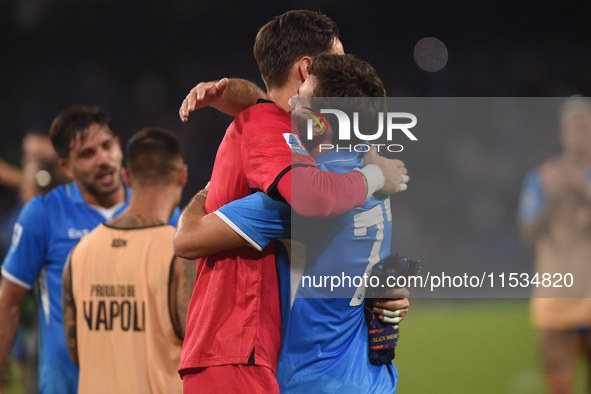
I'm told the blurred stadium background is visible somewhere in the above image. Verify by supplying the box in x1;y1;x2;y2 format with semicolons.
2;0;591;393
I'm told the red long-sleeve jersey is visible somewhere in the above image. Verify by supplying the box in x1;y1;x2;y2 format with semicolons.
180;101;365;375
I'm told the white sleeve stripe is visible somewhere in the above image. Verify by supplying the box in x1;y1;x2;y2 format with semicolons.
213;211;263;252
1;268;32;290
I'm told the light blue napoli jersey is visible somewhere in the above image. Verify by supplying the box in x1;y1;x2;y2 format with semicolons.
216;148;396;394
1;182;180;394
215;191;292;251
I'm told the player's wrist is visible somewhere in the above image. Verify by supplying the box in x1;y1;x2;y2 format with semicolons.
354;164;385;200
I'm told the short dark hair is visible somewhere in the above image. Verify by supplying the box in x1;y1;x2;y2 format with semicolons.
49;106;114;159
254;10;339;90
308;54;386;99
126;128;184;186
308;54;386;144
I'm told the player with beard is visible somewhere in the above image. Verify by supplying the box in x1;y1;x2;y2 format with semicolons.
62;128;193;394
0;106;179;394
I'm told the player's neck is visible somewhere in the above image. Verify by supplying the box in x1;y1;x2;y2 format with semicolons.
79;182;126;209
266;90;291;112
108;186;177;229
267;80;300;113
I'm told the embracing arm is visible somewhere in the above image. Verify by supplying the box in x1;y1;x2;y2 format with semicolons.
275;147;408;219
61;257;78;365
173;188;249;260
276;168;365;218
179;78;266;121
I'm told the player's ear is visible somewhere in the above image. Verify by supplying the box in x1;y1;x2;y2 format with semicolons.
298;56;313;82
313;121;326;137
59;158;75;180
122;168;132;187
177;164;188;187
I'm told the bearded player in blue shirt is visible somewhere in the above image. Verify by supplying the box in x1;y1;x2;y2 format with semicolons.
0;106;180;394
174;54;409;393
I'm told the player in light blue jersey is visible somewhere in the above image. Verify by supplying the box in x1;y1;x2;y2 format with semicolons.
281;149;397;394
0;106;180;394
174;54;409;393
215;152;403;393
217;153;399;393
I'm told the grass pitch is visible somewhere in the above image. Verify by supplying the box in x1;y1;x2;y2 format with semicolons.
5;299;588;393
395;299;587;394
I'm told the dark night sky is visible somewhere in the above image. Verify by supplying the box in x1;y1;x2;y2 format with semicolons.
2;1;591;137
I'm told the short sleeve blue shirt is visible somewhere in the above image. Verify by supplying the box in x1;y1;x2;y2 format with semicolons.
216;191;292;251
1;181;179;394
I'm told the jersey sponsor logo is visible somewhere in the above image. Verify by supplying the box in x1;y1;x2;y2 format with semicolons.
111;238;127;248
83;284;144;331
283;133;309;155
91;284;135;297
11;223;23;248
68;228;89;239
82;300;145;332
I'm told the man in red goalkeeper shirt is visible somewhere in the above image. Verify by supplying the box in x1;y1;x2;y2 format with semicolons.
175;10;408;394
